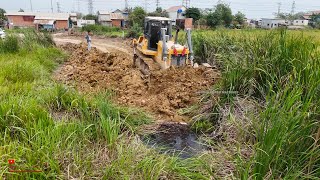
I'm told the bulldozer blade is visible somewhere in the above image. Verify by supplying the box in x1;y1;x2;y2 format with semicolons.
133;53;150;76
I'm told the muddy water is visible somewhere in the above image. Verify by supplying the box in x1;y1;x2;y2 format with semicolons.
141;123;208;158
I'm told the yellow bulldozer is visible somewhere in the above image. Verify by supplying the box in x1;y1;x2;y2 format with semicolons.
133;17;194;75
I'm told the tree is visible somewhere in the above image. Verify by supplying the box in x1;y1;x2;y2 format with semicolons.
234;11;246;25
18;8;24;12
0;8;6;26
147;8;169;18
310;14;320;29
185;7;201;22
83;14;98;23
128;7;146;27
206;2;233;28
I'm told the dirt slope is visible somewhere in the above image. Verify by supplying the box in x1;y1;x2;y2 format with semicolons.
54;42;220;122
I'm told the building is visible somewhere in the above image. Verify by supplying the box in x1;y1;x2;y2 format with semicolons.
98;9;128;28
303;10;320;20
5;12;76;30
292;19;309;26
77;19;95;28
166;5;186;25
98;11;112;26
261;18;286;29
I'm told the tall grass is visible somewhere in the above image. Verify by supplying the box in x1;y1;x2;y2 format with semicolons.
191;29;320;178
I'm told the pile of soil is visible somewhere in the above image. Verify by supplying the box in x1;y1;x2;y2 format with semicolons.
55;43;220;122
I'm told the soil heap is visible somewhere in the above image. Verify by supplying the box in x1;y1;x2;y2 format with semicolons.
55;43;220;122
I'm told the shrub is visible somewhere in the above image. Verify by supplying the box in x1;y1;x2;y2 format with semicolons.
126;23;142;38
0;35;19;53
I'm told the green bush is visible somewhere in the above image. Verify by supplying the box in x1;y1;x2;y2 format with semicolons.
81;25;120;34
126;23;142;38
0;35;19;53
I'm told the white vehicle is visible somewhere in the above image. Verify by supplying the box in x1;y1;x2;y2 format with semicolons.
0;28;6;39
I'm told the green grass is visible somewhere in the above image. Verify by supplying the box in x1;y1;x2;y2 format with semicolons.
81;24;128;38
0;29;217;179
189;29;320;179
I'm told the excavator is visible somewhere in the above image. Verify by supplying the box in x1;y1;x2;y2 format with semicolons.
133;16;194;75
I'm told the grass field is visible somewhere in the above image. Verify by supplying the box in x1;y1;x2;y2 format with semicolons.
0;29;319;179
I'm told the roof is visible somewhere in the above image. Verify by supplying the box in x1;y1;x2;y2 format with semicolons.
167;5;186;12
145;16;172;21
110;13;125;20
35;13;70;20
98;11;111;15
5;12;73;20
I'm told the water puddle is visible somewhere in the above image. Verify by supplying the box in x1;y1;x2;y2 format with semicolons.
141;122;209;159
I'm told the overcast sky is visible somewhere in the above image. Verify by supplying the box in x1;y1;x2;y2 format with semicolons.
1;0;320;19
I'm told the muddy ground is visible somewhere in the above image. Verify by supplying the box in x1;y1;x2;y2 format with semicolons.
54;37;220;122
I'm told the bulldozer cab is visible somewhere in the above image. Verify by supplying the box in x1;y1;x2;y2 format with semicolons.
144;17;172;51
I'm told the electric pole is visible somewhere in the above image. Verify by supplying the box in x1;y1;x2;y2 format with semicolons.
30;0;33;12
125;0;129;11
277;2;281;16
57;2;61;13
88;0;93;15
51;0;53;13
77;0;81;13
291;0;296;15
144;0;148;12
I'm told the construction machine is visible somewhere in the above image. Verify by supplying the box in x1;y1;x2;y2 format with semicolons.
133;16;194;75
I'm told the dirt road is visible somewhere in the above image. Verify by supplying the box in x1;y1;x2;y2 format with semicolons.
53;35;220;122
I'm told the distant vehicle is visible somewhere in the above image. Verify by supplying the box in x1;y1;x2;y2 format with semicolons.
0;28;6;39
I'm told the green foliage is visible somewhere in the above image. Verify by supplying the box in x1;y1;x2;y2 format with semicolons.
310;14;320;29
128;7;146;27
83;14;98;23
234;11;246;25
126;23;142;38
185;7;201;22
206;3;233;28
0;35;19;53
81;24;120;33
0;8;6;25
191;29;320;179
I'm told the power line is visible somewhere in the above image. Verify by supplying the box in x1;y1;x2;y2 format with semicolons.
277;2;281;15
291;0;296;15
57;2;61;13
88;0;93;14
30;0;33;12
51;0;53;13
125;0;129;10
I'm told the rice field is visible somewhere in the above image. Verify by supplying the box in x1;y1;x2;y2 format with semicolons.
0;29;319;179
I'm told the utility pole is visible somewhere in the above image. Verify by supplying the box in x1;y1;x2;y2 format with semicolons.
277;2;281;16
51;0;53;13
144;0;148;12
30;0;33;12
57;2;61;13
125;0;129;11
291;0;296;15
77;0;81;13
88;0;93;15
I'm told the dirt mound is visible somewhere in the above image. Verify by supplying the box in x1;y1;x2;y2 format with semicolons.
55;43;220;122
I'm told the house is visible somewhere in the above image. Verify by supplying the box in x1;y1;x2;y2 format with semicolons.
292;19;309;26
167;5;186;25
5;12;75;30
98;9;128;28
303;10;320;20
98;11;112;26
261;18;286;29
77;19;95;27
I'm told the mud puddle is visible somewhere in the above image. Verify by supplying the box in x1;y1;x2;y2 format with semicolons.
141;123;208;158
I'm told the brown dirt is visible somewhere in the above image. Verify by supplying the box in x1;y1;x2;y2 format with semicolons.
54;43;220;122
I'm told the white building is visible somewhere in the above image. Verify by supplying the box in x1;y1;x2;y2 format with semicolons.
77;19;95;27
292;19;309;26
166;5;186;25
261;18;286;29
